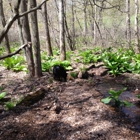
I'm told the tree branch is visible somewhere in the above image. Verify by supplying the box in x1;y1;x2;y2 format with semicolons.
19;0;48;17
92;0;120;10
0;14;19;44
0;42;31;60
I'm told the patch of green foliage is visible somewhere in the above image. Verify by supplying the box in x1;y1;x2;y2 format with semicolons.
136;94;140;98
53;48;60;55
0;90;23;110
66;51;73;61
0;42;27;72
5;97;23;110
2;55;27;72
93;46;101;53
41;53;54;72
101;88;133;107
69;72;77;79
52;60;72;69
2;43;140;77
101;48;134;76
0;92;7;100
78;49;100;64
5;101;16;110
0;42;20;56
132;54;140;74
0;47;5;56
41;52;72;72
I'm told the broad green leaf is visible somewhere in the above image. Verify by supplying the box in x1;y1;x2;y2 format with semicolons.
123;100;134;107
136;95;140;98
66;66;73;70
0;92;7;100
109;88;126;97
101;97;112;104
5;102;16;110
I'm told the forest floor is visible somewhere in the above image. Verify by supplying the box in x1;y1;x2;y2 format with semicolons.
0;65;140;140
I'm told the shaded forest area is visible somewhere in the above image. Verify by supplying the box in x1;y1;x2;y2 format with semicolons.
0;0;140;139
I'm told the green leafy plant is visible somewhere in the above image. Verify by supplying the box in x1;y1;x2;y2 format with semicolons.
5;97;23;110
41;55;54;72
93;46;101;53
69;72;77;79
0;92;7;100
53;48;60;55
75;58;81;63
41;53;72;72
42;62;51;72
0;42;20;59
5;101;16;110
41;54;56;72
101;48;134;76
101;88;133;107
13;64;27;72
51;60;72;70
136;94;140;98
79;50;99;64
66;51;73;60
132;54;140;74
2;55;27;72
0;47;5;56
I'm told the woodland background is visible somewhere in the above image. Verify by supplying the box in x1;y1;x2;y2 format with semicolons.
0;1;140;139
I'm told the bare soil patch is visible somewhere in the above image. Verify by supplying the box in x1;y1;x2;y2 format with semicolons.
0;66;140;140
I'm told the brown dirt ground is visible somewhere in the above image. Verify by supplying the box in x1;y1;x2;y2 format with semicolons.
0;66;140;140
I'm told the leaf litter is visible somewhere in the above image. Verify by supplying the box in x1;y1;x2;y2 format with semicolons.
0;66;140;140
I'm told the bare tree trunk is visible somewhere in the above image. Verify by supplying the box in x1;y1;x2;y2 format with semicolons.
59;0;66;60
97;1;103;46
18;18;24;45
65;16;74;51
94;4;97;45
71;0;76;49
29;0;42;77
126;0;131;48
93;1;103;46
8;0;24;47
83;0;88;36
88;0;94;39
42;2;53;56
135;0;140;53
64;1;74;51
20;0;35;77
17;0;24;47
0;0;11;53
